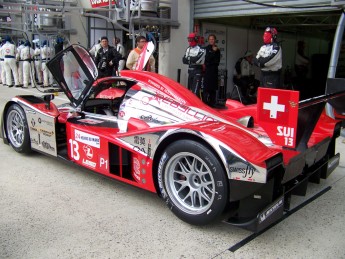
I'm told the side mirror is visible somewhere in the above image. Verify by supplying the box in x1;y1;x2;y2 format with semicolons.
43;94;55;110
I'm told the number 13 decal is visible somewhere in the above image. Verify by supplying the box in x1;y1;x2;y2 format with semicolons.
69;139;80;161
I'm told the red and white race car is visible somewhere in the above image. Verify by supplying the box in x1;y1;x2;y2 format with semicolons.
2;44;344;232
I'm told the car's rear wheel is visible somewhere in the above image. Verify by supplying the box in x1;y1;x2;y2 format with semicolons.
6;104;31;153
158;140;228;225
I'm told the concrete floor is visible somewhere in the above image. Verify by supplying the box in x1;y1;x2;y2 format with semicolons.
1;85;345;258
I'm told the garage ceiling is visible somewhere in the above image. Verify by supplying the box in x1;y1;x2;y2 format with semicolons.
198;10;342;39
195;0;344;39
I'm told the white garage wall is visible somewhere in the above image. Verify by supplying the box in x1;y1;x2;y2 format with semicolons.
159;0;192;86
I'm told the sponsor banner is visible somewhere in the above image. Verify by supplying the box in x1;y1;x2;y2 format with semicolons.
257;88;299;148
90;0;116;8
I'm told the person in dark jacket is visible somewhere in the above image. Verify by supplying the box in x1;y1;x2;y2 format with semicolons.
182;32;206;97
203;34;221;107
55;37;64;54
95;36;121;78
254;27;282;89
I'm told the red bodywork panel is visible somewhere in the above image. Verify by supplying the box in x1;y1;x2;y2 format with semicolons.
65;122;157;192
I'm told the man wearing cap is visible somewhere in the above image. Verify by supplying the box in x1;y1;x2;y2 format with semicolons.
182;32;205;97
254;27;282;89
2;36;20;87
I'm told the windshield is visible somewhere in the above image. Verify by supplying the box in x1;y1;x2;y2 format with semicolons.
47;44;98;107
75;45;98;78
61;51;89;99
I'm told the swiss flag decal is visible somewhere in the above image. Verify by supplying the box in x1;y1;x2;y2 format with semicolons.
257;88;299;148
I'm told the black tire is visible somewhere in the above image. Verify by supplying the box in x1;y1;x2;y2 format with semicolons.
5;104;31;153
158;140;228;225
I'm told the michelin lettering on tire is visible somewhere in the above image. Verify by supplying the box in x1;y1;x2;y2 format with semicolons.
158;151;168;199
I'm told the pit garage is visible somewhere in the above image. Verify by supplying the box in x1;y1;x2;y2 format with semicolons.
193;0;345;100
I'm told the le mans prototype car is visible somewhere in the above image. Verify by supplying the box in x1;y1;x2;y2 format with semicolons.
2;44;345;232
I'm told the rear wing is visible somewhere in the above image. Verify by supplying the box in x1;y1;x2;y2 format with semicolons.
257;88;345;151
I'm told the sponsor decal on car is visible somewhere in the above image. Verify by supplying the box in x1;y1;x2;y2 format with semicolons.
257;88;299;148
42;141;55;152
77;118;103;125
138;91;216;122
140;114;160;124
31;138;39;145
38;117;54;127
229;162;265;183
157;152;168;198
83;145;94;159
147;79;186;105
120;134;157;158
26;110;57;156
74;129;100;148
258;197;284;224
133;157;141;181
82;159;97;169
118;110;125;118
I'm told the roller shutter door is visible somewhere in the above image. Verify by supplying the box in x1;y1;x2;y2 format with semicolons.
194;0;339;19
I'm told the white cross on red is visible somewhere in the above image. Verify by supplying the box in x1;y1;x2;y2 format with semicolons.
263;95;285;119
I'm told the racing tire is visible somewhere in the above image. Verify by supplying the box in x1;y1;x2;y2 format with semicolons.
158;140;228;225
5;104;31;153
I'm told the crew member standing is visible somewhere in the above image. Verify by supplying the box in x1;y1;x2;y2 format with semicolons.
2;36;19;87
233;51;259;104
21;40;35;88
33;42;43;85
41;40;54;87
89;39;101;58
113;37;126;74
55;37;64;54
254;27;282;89
182;32;205;97
126;36;155;72
16;40;25;87
0;39;6;86
95;36;121;78
203;34;220;107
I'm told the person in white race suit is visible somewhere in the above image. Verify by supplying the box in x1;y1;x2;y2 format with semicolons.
21;40;35;88
2;36;19;87
41;40;54;87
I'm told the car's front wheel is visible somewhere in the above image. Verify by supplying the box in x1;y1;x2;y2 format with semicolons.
6;104;31;153
158;140;228;225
